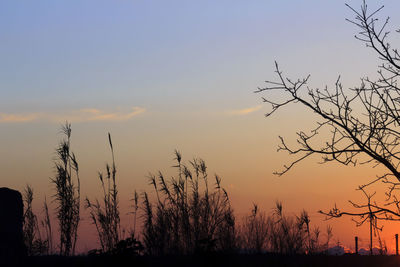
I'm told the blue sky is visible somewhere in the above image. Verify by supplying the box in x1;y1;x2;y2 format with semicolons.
1;0;377;114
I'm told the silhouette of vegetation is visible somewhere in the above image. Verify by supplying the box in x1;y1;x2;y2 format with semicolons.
42;197;53;255
142;151;236;255
111;233;144;256
320;186;394;255
88;233;144;257
22;185;52;256
324;225;333;254
85;133;122;253
243;202;330;255
239;204;270;253
19;129;338;259
21;124;337;258
51;122;80;256
131;190;139;238
23;185;41;255
256;0;400;234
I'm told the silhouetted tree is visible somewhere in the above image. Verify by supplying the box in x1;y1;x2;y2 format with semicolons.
256;1;400;225
51;122;80;256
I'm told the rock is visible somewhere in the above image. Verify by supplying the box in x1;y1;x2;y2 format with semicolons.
0;187;25;263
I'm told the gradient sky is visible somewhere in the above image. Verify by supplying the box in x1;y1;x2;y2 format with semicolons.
2;0;400;252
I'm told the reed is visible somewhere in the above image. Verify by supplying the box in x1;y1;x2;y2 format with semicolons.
41;197;53;254
23;184;40;255
22;184;51;255
239;204;270;253
142;151;236;255
51;122;80;256
85;133;121;253
239;202;333;255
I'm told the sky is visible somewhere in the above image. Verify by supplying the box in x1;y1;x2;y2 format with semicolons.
2;0;400;253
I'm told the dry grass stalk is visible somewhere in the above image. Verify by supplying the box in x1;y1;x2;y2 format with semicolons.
51;122;80;256
85;133;121;253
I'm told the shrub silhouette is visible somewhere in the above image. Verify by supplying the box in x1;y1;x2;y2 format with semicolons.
112;233;144;256
142;151;236;255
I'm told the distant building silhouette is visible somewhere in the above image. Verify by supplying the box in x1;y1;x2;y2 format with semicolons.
0;187;25;264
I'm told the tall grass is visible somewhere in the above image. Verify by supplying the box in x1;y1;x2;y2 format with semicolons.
269;202;310;254
24;125;339;256
239;204;271;253
22;185;52;256
23;185;40;255
142;151;236;255
86;133;121;253
240;202;332;255
51;122;80;256
41;197;53;254
131;190;139;238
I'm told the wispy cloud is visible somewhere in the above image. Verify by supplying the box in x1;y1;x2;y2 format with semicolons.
0;113;41;123
227;105;262;115
62;107;146;122
0;107;146;123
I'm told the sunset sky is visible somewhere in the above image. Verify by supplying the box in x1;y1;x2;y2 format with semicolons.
2;0;400;252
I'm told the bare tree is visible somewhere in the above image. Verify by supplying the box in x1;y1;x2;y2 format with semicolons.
256;1;400;223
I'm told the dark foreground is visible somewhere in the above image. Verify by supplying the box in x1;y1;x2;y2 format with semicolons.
8;254;400;267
